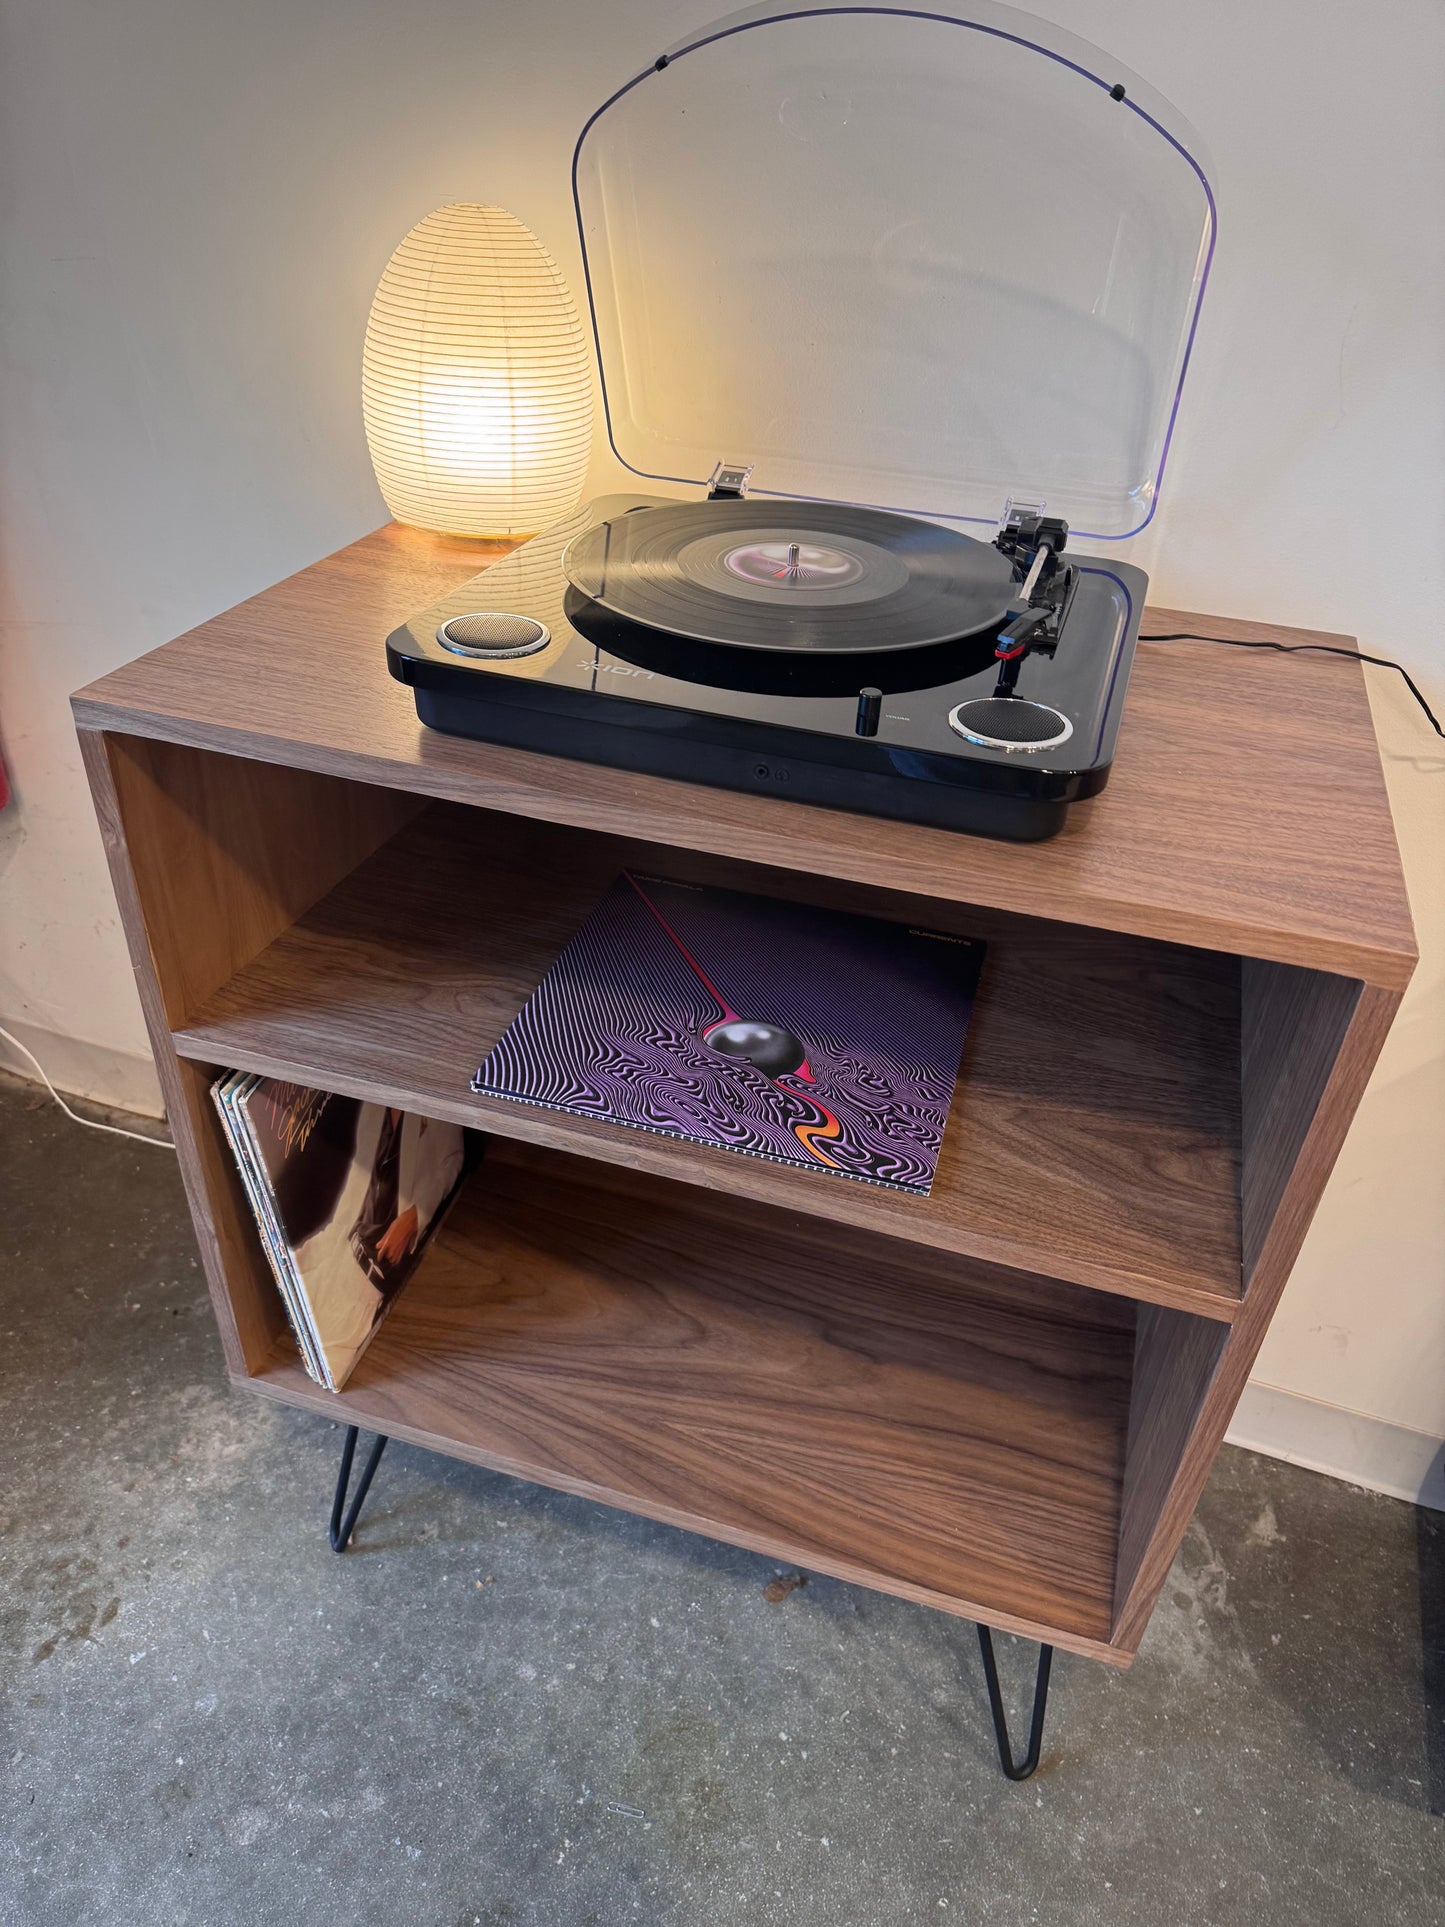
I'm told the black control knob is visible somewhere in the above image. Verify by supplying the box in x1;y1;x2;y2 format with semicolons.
855;686;883;737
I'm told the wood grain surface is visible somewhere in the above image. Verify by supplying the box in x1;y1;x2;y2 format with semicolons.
1109;979;1405;1647
1112;1304;1228;1627
251;1138;1137;1661
1240;959;1365;1284
102;732;421;1026
71;523;1416;987
171;800;1245;1318
78;730;289;1372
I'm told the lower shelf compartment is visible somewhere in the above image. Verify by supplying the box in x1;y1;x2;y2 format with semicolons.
248;1138;1138;1661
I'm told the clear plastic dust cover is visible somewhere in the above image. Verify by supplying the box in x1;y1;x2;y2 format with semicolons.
573;1;1215;539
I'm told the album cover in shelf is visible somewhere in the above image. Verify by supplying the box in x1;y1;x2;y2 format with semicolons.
211;1075;477;1390
474;873;985;1195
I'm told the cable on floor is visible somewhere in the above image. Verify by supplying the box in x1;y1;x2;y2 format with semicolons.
0;1023;176;1149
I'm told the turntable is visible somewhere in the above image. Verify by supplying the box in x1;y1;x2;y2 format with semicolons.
387;3;1215;840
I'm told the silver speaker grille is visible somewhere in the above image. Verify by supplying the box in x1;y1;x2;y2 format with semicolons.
947;696;1074;752
437;612;550;658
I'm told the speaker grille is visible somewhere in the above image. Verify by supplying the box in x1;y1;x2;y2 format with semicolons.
947;696;1074;752
437;612;550;658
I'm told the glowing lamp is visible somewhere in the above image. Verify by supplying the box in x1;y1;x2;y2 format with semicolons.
362;203;593;537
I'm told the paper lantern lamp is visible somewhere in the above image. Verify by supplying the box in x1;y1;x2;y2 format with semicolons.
362;203;593;537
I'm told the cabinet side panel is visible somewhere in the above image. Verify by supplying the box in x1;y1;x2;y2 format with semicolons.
1241;960;1362;1284
100;732;421;1026
78;730;294;1371
1113;1306;1228;1630
1110;980;1401;1650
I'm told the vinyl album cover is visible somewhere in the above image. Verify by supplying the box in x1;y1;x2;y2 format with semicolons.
474;873;985;1194
212;1076;474;1390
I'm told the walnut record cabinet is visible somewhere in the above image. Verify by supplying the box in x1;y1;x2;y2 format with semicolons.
73;523;1415;1771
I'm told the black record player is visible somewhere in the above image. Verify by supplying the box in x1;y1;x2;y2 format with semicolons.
387;4;1214;841
388;487;1147;840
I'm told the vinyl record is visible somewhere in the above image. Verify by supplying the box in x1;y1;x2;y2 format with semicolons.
562;501;1017;658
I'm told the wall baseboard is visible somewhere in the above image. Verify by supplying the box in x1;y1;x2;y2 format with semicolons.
1228;1381;1445;1513
0;1015;165;1119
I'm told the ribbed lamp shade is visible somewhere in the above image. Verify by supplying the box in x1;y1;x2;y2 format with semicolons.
362;203;593;537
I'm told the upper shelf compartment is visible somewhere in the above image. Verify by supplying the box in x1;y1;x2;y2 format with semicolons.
72;528;1417;990
172;798;1243;1320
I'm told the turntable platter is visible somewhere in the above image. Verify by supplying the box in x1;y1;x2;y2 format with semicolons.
562;501;1016;657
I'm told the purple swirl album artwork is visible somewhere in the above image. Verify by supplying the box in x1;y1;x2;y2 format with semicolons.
473;873;985;1195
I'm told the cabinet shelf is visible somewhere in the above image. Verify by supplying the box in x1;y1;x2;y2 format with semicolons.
172;802;1244;1321
251;1139;1137;1660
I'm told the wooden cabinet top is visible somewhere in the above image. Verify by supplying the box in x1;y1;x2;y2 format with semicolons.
73;521;1416;987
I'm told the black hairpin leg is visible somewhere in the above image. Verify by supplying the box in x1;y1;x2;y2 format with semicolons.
976;1625;1054;1781
329;1425;389;1552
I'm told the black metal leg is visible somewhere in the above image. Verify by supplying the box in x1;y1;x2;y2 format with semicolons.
976;1624;1053;1781
329;1425;389;1552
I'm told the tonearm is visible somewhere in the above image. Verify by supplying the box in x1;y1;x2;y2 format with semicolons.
992;504;1075;697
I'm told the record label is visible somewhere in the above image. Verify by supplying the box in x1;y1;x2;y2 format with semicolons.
676;527;907;608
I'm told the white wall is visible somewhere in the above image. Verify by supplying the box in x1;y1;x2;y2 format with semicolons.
1;1;1440;1497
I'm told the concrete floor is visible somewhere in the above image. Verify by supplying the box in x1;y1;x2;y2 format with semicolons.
1;1073;1441;1926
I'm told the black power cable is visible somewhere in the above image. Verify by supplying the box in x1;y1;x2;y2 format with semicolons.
1139;633;1442;738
